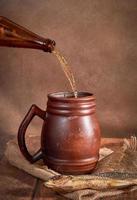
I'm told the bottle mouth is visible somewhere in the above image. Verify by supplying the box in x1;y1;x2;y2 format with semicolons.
43;39;56;52
51;40;56;46
48;40;56;52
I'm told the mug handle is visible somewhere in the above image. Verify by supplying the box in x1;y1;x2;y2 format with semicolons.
18;104;46;163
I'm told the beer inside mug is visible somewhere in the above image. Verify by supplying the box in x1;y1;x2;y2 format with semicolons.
49;91;93;98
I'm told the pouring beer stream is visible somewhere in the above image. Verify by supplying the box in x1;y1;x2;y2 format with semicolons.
0;16;101;174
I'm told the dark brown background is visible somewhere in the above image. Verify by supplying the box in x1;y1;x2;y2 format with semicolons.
0;0;137;157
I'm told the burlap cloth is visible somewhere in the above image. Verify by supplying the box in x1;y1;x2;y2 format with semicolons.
5;137;137;200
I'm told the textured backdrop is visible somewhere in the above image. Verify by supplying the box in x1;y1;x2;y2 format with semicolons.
0;0;137;156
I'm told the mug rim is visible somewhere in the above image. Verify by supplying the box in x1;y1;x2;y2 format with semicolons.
48;91;95;101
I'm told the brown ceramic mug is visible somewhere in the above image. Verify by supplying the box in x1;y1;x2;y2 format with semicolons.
18;91;101;174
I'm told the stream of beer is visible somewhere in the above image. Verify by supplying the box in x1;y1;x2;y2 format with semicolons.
53;49;78;98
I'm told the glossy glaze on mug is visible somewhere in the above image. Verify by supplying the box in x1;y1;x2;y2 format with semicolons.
18;92;101;174
42;92;101;174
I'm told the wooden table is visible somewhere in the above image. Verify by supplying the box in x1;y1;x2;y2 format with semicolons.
0;138;136;200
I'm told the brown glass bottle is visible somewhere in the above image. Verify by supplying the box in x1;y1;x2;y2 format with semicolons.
0;16;55;52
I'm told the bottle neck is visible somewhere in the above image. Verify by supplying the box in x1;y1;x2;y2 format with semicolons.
0;16;55;52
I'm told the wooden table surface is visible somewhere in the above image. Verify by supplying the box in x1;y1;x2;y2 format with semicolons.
0;138;136;200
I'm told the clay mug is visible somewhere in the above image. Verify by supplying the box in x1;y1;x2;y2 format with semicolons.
18;92;101;174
